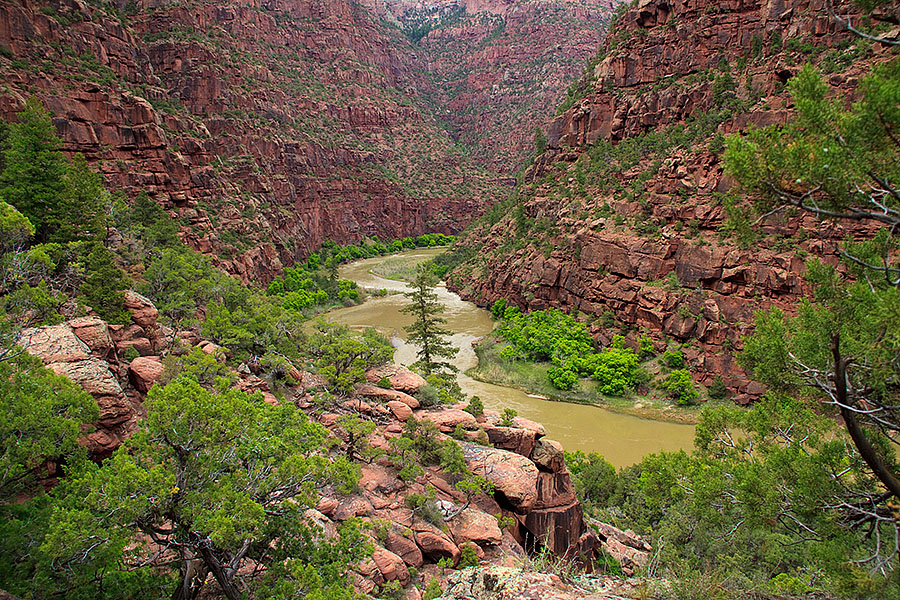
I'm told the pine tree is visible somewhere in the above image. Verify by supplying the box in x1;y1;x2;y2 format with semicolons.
401;266;458;375
0;98;68;242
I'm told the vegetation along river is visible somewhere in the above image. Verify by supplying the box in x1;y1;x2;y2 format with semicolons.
326;248;695;467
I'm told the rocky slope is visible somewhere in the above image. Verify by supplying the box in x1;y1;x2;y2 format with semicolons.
0;0;498;282
449;0;892;398
0;0;622;281
20;296;649;597
376;0;623;173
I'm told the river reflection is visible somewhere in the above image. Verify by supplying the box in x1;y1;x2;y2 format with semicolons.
324;249;695;467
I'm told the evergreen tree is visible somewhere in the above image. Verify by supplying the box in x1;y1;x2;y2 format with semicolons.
0;99;68;242
52;153;107;243
724;57;900;560
401;266;458;375
79;243;129;324
41;377;367;600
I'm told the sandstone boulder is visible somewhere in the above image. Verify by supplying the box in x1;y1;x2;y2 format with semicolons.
461;443;539;512
124;290;158;328
366;365;426;393
531;438;565;472
420;409;478;433
387;400;413;421
448;507;503;547
357;384;420;408
21;325;90;363
372;546;410;585
128;356;164;393
413;521;460;562
68;317;112;354
386;531;423;568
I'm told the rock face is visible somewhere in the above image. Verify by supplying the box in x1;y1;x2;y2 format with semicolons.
21;321;140;457
378;0;624;173
449;0;886;397
0;0;621;282
0;0;495;282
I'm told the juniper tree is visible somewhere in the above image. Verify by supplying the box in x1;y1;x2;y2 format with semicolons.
725;56;900;567
401;265;458;375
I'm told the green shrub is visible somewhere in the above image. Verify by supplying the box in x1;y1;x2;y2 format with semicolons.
663;349;684;368
422;579;443;600
464;395;484;417
592;347;639;395
376;376;392;389
500;408;517;427
457;544;480;568
708;374;727;400
664;369;699;405
548;366;578;390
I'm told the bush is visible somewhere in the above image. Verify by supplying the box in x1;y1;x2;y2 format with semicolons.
464;395;484;417
422;579;443;600
663;349;684;368
548;366;578;390
592;347;639;395
376;376;392;389
500;408;517;427
708;374;727;400
665;369;699;405
457;543;480;568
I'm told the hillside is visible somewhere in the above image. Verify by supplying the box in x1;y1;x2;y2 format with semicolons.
449;0;893;398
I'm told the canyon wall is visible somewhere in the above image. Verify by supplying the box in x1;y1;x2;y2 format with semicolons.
381;0;623;173
0;0;496;282
450;0;889;398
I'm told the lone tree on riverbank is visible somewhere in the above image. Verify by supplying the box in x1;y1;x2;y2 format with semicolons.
402;265;458;375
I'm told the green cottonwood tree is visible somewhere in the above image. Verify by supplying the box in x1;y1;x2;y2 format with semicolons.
42;377;366;600
401;266;458;375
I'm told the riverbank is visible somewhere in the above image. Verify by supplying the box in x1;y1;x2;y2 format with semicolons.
468;335;728;426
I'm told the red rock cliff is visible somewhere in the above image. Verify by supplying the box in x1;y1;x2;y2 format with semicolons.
449;0;890;399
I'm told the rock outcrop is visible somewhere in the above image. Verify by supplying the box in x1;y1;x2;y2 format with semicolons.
437;565;640;599
449;0;888;398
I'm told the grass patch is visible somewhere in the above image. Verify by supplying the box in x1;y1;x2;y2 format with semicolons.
369;251;444;282
469;336;716;425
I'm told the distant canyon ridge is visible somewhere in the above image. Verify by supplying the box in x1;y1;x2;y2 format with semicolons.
0;0;621;281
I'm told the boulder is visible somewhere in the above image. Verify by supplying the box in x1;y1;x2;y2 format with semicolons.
68;317;112;354
413;520;460;562
366;365;426;393
386;531;424;568
48;358;123;398
124;290;159;328
21;325;90;363
332;496;373;521
448;507;503;547
387;400;412;421
531;438;565;472
128;356;164;393
419;409;478;433
372;546;410;585
484;425;536;457
461;443;539;512
357;384;420;408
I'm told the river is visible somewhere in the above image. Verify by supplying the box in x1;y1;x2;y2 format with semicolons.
325;248;695;467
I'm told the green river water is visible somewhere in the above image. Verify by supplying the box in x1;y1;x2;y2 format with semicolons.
325;248;695;467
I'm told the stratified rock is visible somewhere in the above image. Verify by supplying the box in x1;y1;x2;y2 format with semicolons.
68;317;113;354
21;325;90;363
358;384;421;408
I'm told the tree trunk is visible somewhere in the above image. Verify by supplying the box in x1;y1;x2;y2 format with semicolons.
198;546;242;600
832;333;900;499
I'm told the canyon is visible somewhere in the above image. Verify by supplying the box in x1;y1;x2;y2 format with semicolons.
449;0;891;398
0;0;620;282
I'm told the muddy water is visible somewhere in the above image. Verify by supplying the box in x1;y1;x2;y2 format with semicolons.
325;249;695;467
